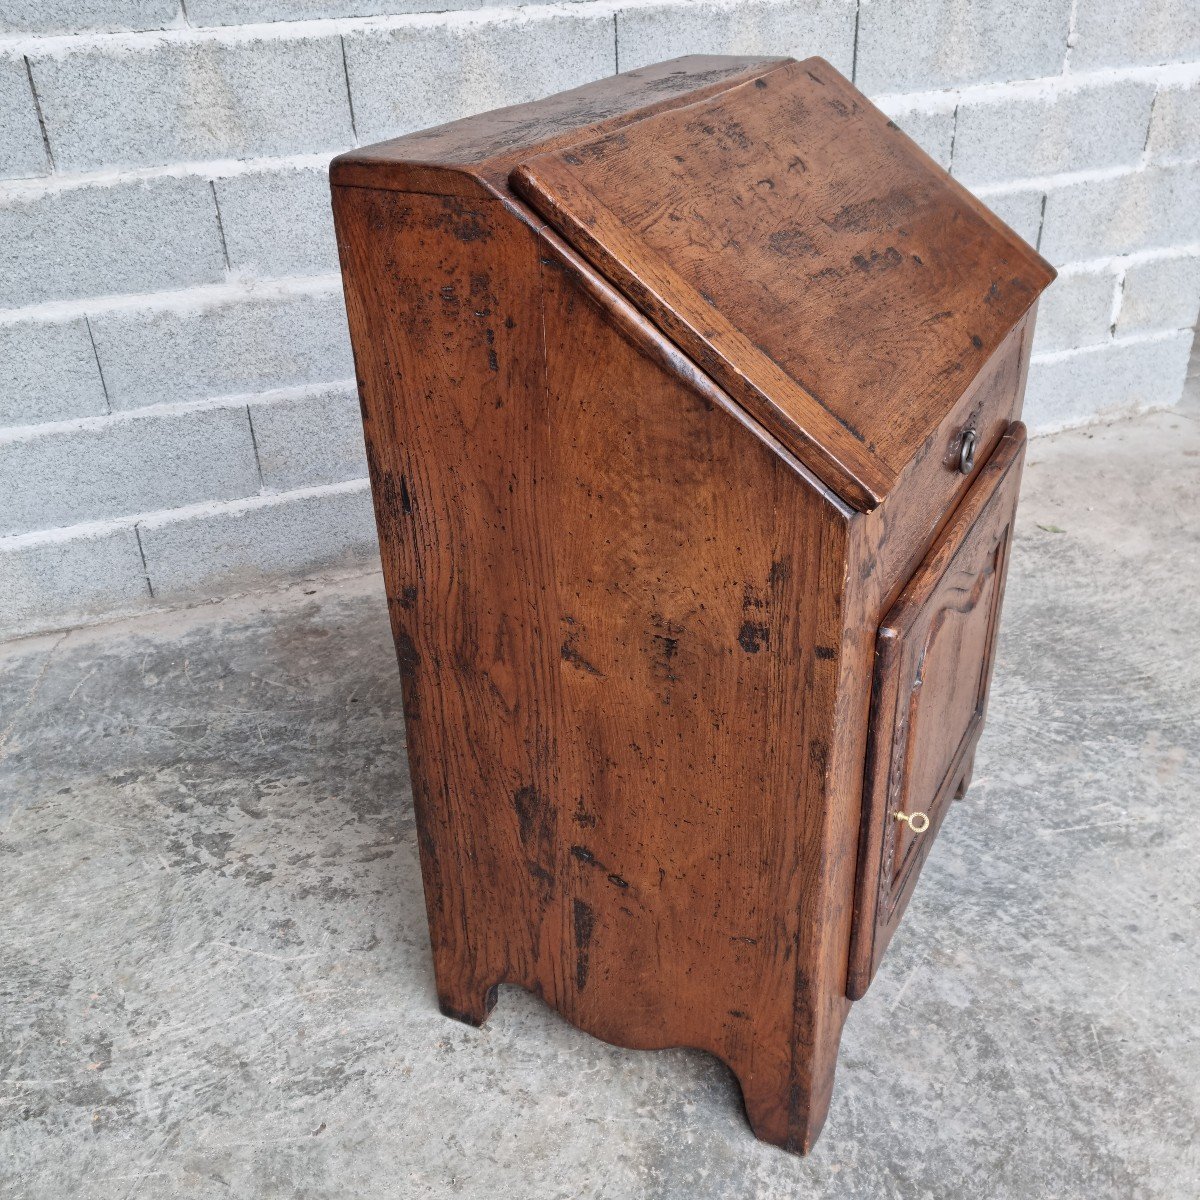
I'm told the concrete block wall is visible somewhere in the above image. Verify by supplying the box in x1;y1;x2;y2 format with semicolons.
2;0;1198;639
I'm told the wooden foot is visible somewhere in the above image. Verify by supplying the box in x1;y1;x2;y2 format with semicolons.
734;1073;834;1155
728;1021;841;1155
736;1077;791;1152
437;980;498;1028
954;750;977;799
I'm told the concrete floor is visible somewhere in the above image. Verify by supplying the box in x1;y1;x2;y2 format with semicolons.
1;407;1198;1199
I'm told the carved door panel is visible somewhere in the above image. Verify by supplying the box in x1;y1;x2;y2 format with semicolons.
848;423;1027;999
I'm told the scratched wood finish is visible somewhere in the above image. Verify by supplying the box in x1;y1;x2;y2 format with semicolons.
330;54;1054;1154
512;58;1055;510
332;55;786;197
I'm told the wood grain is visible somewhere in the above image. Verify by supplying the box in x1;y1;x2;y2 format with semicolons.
330;53;1052;1154
333;179;857;1149
512;57;1054;510
331;55;786;196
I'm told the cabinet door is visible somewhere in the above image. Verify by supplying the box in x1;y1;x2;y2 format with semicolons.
848;423;1027;999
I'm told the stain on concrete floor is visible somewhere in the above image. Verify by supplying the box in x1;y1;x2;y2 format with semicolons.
1;408;1198;1199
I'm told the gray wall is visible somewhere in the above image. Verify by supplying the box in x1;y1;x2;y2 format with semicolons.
2;0;1199;640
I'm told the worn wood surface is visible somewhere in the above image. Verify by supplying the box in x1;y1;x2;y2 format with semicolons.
333;181;855;1150
330;56;785;197
330;53;1051;1155
512;57;1055;511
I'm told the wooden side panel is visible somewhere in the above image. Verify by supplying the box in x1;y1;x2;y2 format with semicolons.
539;259;853;1150
333;183;856;1152
332;188;568;1015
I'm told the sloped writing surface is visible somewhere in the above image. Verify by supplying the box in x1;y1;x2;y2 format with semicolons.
332;56;786;196
512;57;1054;511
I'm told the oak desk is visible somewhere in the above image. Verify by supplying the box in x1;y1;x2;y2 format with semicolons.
331;55;1054;1153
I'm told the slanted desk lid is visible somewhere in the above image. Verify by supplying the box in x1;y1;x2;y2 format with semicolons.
512;57;1055;512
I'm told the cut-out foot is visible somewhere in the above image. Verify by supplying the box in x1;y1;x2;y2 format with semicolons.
734;1059;834;1156
954;751;976;800
437;982;499;1028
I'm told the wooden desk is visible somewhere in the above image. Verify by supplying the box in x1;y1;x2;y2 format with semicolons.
331;54;1053;1153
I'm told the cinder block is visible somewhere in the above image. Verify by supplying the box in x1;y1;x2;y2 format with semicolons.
138;482;378;601
1116;256;1200;336
213;166;339;279
185;0;488;24
1071;0;1200;70
0;318;108;426
248;386;367;491
89;288;354;410
28;33;353;173
953;80;1155;187
0;405;260;536
1023;331;1194;431
617;0;856;76
1146;80;1200;163
0;0;179;34
875;98;956;169
977;188;1045;247
0;176;226;308
344;7;615;146
1030;269;1118;354
0;55;49;180
855;0;1072;93
1039;164;1200;264
0;526;149;641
